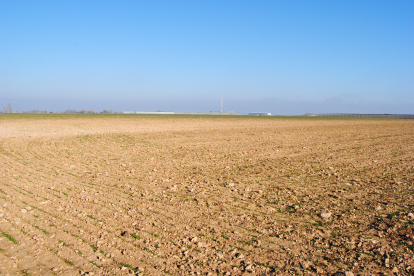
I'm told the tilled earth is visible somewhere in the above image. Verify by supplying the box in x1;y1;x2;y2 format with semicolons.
0;115;413;276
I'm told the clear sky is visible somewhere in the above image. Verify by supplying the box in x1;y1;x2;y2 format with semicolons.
1;1;413;114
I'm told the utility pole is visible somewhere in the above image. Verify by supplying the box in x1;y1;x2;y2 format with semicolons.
221;98;223;113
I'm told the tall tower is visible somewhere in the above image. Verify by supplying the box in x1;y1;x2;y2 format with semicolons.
221;98;223;113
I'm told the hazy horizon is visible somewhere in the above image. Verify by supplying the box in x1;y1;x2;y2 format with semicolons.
1;1;413;115
2;98;414;116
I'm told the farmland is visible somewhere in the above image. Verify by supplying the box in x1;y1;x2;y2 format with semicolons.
0;115;413;275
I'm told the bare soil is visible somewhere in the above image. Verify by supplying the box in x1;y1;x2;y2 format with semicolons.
0;115;413;276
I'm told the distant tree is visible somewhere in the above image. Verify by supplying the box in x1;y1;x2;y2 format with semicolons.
2;103;13;113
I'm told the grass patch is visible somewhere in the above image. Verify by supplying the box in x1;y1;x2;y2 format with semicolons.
64;259;74;266
59;240;69;247
131;233;141;239
285;205;296;213
120;263;133;269
238;240;252;246
34;226;49;235
144;247;157;255
331;232;341;238
1;231;18;244
146;231;159;238
387;211;402;219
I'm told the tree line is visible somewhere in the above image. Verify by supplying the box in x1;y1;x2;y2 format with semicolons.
1;104;115;114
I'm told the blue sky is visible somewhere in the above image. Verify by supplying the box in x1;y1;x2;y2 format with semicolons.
1;1;413;114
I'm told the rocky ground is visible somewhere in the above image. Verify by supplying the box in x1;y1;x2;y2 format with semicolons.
0;115;413;276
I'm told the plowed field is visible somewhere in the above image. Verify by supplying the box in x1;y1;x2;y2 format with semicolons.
0;115;413;275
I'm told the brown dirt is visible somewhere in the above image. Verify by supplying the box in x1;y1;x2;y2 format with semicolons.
0;115;413;276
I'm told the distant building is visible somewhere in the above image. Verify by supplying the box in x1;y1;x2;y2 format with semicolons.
122;111;175;115
248;112;271;116
122;111;240;115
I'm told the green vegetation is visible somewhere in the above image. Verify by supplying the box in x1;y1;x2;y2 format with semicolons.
131;233;141;239
1;231;18;244
34;226;49;235
59;240;69;247
144;247;157;255
64;259;74;266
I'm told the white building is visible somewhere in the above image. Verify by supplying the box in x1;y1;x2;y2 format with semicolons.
248;112;271;116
